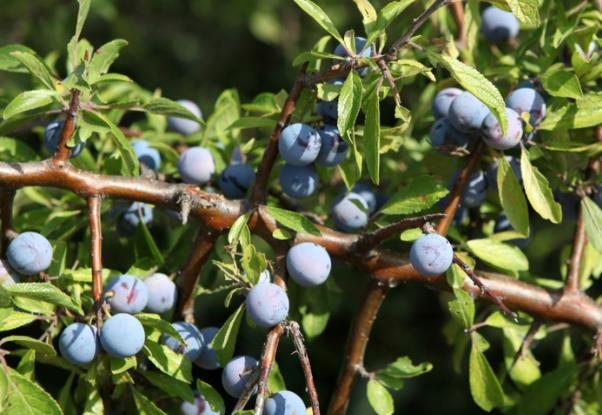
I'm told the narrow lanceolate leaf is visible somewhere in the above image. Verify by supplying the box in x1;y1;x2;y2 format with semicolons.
380;175;448;215
448;288;475;329
504;0;541;26
352;0;377;34
582;197;602;253
337;71;362;137
74;0;91;41
265;206;321;236
467;238;529;272
520;149;562;223
228;212;252;245
210;303;245;367
497;157;529;236
87;39;128;83
132;388;168;415
365;0;414;47
140;371;194;402
293;0;344;44
3;90;57;120
9;52;56;90
428;52;507;136
364;82;381;184
540;65;582;99
2;335;56;357
196;380;226;415
0;45;37;73
5;283;79;312
143;340;193;383
142;97;203;122
5;367;61;415
469;345;505;411
539;93;602;130
366;379;394;415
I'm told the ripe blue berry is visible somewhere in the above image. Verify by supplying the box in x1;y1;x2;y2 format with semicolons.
286;242;331;287
279;164;318;199
448;92;490;132
196;326;220;370
432;88;463;119
481;108;523;150
316;125;348;167
180;393;220;415
118;202;154;236
429;118;470;148
218;164;256;199
105;274;149;314
332;192;369;232
316;100;338;121
245;282;289;328
352;183;379;214
7;232;53;275
0;259;19;285
481;6;520;43
178;147;215;185
131;140;161;171
221;355;258;398
461;170;488;208
163;321;205;361
100;313;145;358
279;123;322;166
265;390;307;415
144;273;177;314
505;87;546;127
59;323;99;365
168;100;202;135
44;120;84;158
409;234;454;277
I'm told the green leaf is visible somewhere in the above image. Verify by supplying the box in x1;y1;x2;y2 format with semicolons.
0;45;37;73
196;380;226;415
337;71;362;137
3;90;57;120
265;206;321;236
132;388;168;415
428;52;507;136
292;50;345;67
539;93;602;131
364;81;381;184
504;0;541;26
136;313;185;344
268;361;287;393
540;65;582;99
5;283;79;312
448;288;475;329
380;175;449;215
365;0;414;47
142;97;203;122
228;212;252;246
228;117;276;130
210;303;245;367
0;137;38;161
9;52;56;90
377;356;433;385
516;364;578;415
16;350;35;381
497;156;529;236
0;310;38;332
293;0;344;44
366;379;394;415
467;238;529;272
520;149;562;223
74;0;91;42
296;284;330;339
352;0;377;34
5;367;61;415
469;344;505;411
582;197;602;253
87;39;128;83
1;335;56;357
141;371;194;402
135;218;164;265
143;340;193;383
110;356;137;375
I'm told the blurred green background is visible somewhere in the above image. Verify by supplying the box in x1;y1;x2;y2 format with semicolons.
0;1;586;414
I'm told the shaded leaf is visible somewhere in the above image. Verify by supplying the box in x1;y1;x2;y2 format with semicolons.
520;149;562;223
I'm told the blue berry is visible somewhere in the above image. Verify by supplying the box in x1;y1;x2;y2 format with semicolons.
144;273;177;314
245;282;289;328
163;322;205;361
351;183;379;214
221;355;258;398
178;147;215;185
481;108;523;150
100;313;145;358
279;164;318;199
168;100;202;135
131;140;161;171
59;323;99;365
316;125;348;167
286;243;331;287
316;100;338;121
7;232;53;275
105;274;149;314
44;120;84;158
448;92;490;132
278;123;322;166
332;192;369;232
505;88;546;127
180;393;220;415
461;170;488;208
429;118;470;148
481;6;519;43
118;202;154;236
218;164;256;199
0;258;19;285
432;88;463;119
265;390;307;415
195;327;220;370
409;234;454;277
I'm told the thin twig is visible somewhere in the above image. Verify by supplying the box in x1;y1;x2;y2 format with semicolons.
232;368;261;413
88;196;103;330
0;188;16;257
565;208;587;293
287;321;321;415
450;1;467;47
52;90;81;164
508;320;543;372
376;58;401;106
254;324;285;415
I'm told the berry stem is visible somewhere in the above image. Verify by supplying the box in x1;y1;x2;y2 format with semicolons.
288;321;321;415
88;195;103;330
253;324;284;415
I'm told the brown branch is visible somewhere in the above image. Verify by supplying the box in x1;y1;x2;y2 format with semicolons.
232;366;261;413
0;188;16;256
376;58;401;106
88;196;103;330
450;1;467;47
254;324;284;415
52;90;81;164
565;208;587;293
287;321;321;415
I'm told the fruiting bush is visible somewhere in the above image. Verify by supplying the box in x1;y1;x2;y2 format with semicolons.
0;1;601;414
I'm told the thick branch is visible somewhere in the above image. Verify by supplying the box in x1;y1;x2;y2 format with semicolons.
88;195;103;330
0;188;16;256
53;90;81;164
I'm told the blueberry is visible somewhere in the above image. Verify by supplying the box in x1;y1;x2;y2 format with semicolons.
44;120;84;158
481;108;523;150
332;192;369;232
218;164;256;199
163;321;205;361
100;313;145;358
105;274;149;314
178;147;215;185
429;118;470;148
461;170;488;208
486;156;522;188
409;234;454;277
131;140;161;171
180;393;220;415
351;183;379;214
118;202;154;236
279;164;318;199
448;92;490;133
144;273;177;314
195;326;220;370
59;323;99;365
505;88;546;127
432;88;463;119
168;100;202;135
0;258;19;285
245;282;289;328
7;232;53;275
316;125;348;167
221;355;258;398
316;100;338;121
278;123;322;166
265;390;307;415
481;6;520;43
286;242;331;287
